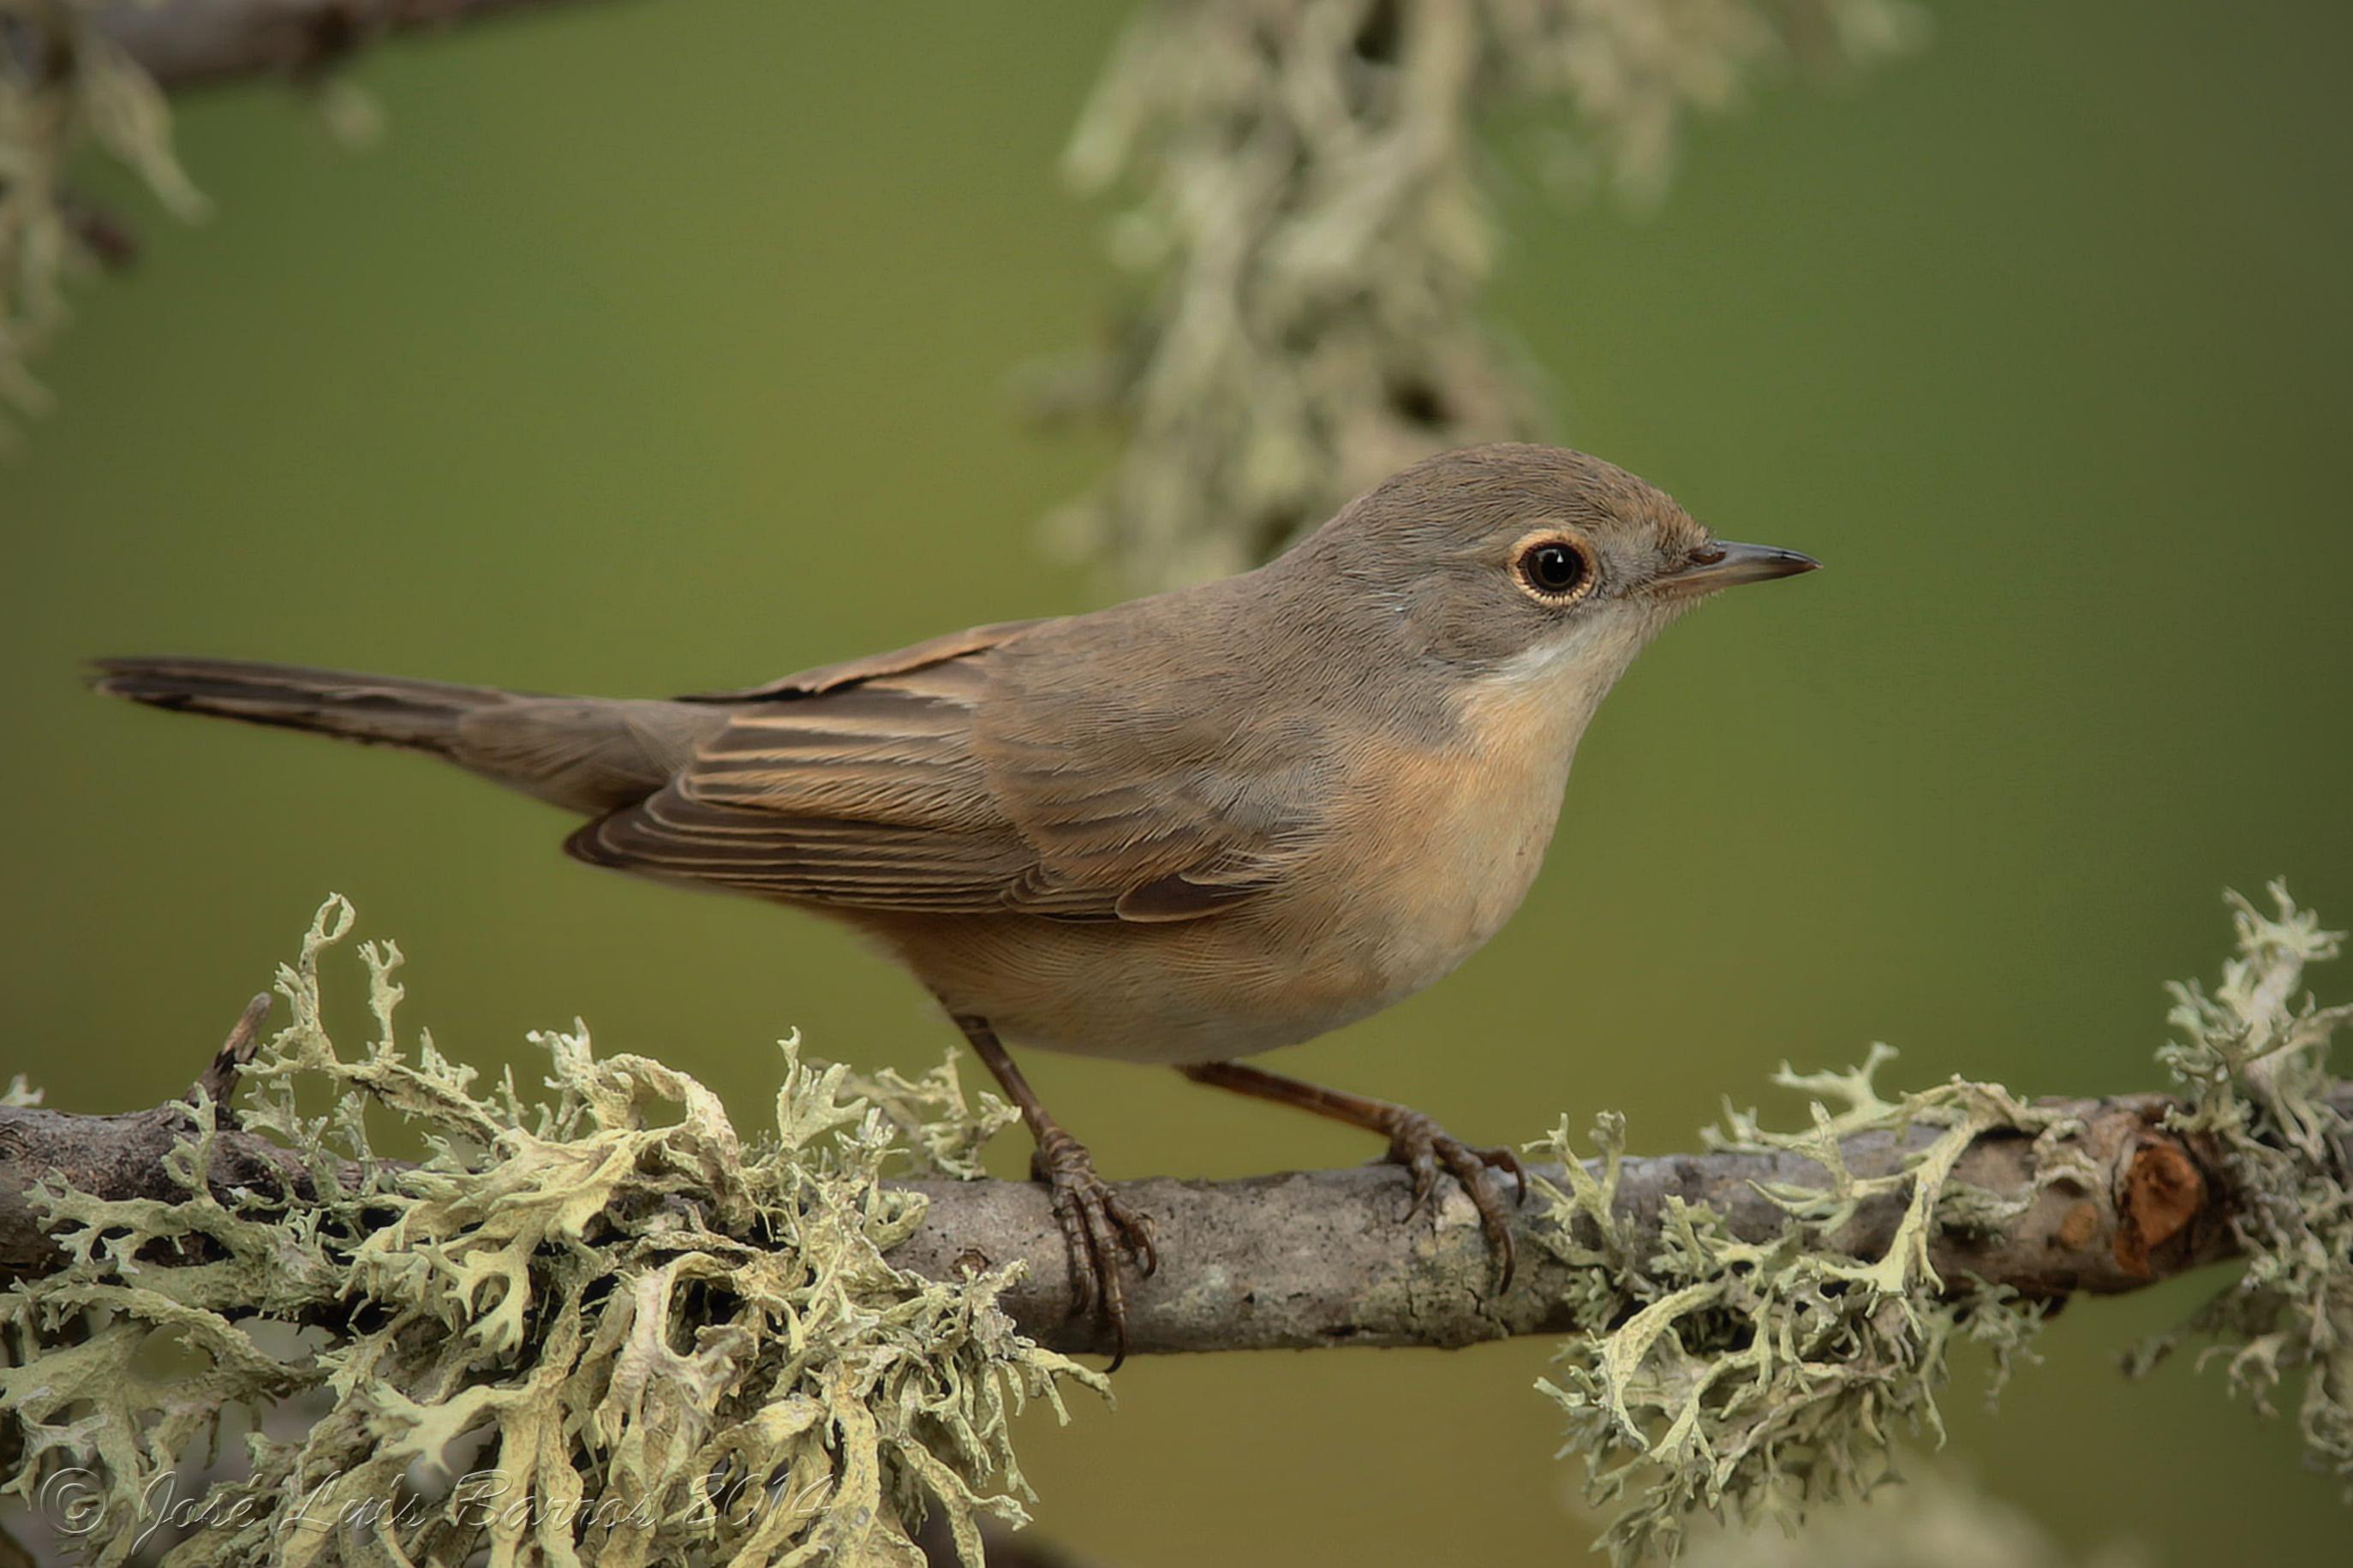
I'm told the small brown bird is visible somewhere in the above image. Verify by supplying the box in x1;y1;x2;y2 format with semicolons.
93;444;1815;1360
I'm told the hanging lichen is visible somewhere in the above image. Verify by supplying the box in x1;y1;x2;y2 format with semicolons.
1041;0;1926;588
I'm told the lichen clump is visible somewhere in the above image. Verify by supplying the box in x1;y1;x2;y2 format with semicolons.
0;897;1098;1565
1532;1053;2053;1565
2128;882;2353;1494
1536;882;2351;1561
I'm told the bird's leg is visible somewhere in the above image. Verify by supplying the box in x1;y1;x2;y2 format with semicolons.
948;1013;1157;1367
1178;1061;1527;1291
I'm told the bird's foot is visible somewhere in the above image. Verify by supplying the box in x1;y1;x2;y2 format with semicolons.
1376;1109;1528;1292
1030;1128;1158;1369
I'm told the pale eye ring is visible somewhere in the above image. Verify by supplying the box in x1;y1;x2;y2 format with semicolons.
1513;531;1596;603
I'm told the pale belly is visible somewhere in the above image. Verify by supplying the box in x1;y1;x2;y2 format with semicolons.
857;730;1576;1065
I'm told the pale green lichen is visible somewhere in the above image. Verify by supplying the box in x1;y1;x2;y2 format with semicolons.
4;886;2345;1563
0;897;1102;1565
1532;1052;2052;1565
839;1058;1019;1184
2126;882;2353;1496
1539;883;2351;1561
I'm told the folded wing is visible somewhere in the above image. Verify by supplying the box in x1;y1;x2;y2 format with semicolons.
566;613;1323;921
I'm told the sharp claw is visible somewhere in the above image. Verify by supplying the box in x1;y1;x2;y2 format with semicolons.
1380;1115;1520;1296
1120;1202;1162;1278
1488;1145;1530;1204
1465;1174;1518;1291
1409;1156;1439;1219
1089;1201;1129;1365
1466;1161;1519;1291
1050;1189;1101;1321
1031;1136;1157;1368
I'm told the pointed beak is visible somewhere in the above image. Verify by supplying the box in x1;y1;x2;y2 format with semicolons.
1653;540;1821;600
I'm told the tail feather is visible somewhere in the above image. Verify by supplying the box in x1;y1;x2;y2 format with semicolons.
90;656;722;815
89;657;509;755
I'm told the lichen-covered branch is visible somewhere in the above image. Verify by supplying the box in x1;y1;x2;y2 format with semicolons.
904;1083;2342;1354
0;888;2343;1564
1;902;1102;1565
3;1050;2337;1359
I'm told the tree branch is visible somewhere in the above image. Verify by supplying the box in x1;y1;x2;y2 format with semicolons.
95;0;624;91
7;1066;2344;1357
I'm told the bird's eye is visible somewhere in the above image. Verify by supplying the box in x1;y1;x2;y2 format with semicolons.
1514;535;1593;602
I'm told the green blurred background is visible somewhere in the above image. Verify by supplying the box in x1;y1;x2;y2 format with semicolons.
7;0;2351;1561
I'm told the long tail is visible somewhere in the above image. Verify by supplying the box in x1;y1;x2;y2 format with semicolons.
91;656;507;754
90;656;722;814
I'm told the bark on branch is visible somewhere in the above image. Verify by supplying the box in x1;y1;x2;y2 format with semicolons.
95;0;621;91
6;1052;2344;1357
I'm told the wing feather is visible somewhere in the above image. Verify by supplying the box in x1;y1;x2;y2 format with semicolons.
568;605;1326;921
675;622;1042;701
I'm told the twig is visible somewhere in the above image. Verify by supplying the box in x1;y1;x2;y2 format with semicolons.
186;993;273;1123
95;0;626;91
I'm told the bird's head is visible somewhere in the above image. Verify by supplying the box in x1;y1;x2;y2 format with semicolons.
1285;444;1818;710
